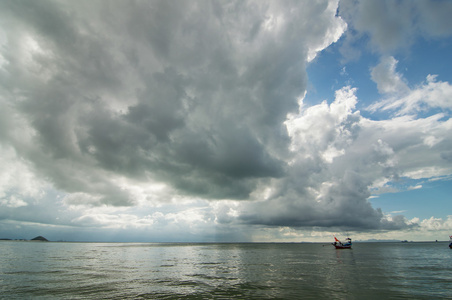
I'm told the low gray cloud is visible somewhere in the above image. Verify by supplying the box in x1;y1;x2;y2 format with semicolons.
339;0;452;54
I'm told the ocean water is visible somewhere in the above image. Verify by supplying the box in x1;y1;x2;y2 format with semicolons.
1;241;451;299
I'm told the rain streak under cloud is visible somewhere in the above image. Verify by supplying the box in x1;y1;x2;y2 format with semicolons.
1;0;452;242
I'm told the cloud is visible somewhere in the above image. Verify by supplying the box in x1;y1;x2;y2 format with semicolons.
235;80;452;231
420;215;452;231
0;0;346;207
339;0;452;54
369;69;452;115
1;0;451;240
370;56;410;96
0;146;47;207
365;57;452;184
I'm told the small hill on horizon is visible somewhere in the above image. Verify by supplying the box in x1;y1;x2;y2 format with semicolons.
31;236;49;242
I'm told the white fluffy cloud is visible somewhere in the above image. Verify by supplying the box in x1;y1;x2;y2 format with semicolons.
370;56;410;95
235;80;451;230
420;216;452;231
369;63;452;115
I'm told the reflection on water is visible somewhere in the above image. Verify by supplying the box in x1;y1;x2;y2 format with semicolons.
1;241;451;299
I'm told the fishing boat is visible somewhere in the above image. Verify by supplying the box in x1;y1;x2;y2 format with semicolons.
332;236;352;249
449;235;452;249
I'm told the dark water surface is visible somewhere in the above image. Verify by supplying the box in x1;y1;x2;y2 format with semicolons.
1;241;451;299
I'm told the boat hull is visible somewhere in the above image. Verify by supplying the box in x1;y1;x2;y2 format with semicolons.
334;245;351;249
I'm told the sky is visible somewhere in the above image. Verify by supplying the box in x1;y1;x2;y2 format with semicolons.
1;0;452;243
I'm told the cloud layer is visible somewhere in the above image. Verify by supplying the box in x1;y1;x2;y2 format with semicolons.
1;0;452;240
0;0;345;205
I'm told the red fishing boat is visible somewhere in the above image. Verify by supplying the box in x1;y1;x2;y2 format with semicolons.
332;236;352;249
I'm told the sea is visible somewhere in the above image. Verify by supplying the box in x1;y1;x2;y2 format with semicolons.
1;241;451;299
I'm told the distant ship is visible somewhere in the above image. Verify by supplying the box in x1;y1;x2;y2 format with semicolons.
449;235;452;249
332;236;352;249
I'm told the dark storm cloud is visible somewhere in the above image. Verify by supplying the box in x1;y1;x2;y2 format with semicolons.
2;0;338;204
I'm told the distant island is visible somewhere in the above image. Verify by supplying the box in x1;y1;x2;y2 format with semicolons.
0;236;49;242
31;236;49;241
